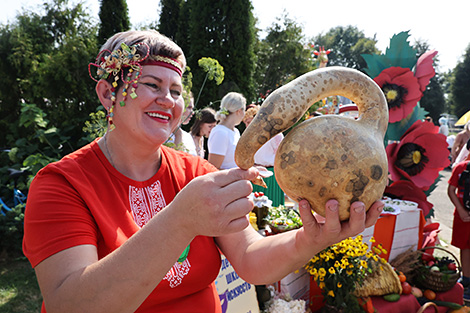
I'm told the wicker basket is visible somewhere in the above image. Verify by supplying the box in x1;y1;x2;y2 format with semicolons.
414;246;461;292
353;259;402;297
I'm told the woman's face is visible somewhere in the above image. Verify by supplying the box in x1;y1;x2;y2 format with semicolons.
201;122;216;138
112;65;184;146
234;108;246;126
243;115;254;127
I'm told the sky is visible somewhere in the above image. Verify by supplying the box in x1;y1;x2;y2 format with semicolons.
1;0;469;72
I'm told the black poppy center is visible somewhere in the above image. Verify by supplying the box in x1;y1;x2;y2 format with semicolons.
382;83;408;109
395;143;428;176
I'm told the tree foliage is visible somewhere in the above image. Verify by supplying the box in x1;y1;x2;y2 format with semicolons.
98;0;130;45
312;26;380;71
186;0;256;106
0;0;99;161
158;0;183;41
253;13;313;97
450;43;470;119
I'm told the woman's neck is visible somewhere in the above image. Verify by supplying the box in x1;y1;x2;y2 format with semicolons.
220;114;238;130
192;135;203;156
100;132;161;181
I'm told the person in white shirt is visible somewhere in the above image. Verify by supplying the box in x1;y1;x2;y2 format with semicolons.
208;92;246;169
243;105;285;206
166;92;197;155
438;117;449;137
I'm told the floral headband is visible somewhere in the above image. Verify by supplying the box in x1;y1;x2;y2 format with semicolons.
88;42;183;107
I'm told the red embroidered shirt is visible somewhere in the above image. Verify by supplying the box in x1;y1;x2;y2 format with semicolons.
23;140;222;312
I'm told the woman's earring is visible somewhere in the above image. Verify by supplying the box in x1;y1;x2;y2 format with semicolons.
107;104;115;131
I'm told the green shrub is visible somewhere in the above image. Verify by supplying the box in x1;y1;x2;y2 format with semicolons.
0;205;25;260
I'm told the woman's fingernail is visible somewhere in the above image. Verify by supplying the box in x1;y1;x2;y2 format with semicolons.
353;204;365;213
328;203;338;212
377;205;384;213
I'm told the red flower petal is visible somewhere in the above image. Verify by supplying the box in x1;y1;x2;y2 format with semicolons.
386;120;450;189
374;67;422;123
384;180;433;217
415;50;438;92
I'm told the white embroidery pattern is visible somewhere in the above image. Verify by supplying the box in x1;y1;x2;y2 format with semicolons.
128;181;191;288
129;181;166;228
163;259;191;288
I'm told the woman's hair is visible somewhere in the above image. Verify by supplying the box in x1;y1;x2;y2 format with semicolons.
190;107;216;136
243;105;259;124
215;92;246;122
97;30;186;88
465;121;470;132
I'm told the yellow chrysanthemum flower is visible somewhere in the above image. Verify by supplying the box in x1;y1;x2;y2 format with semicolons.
328;267;335;274
327;290;335;297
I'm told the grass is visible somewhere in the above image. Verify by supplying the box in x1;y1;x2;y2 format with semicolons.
0;256;42;312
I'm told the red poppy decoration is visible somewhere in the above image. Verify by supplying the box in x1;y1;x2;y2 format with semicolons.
415;50;438;92
384;180;433;218
386;120;450;189
374;67;422;123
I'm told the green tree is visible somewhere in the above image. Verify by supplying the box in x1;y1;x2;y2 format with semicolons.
158;0;183;41
450;43;470;119
253;12;312;97
187;0;256;106
98;0;130;45
312;26;380;71
0;0;99;158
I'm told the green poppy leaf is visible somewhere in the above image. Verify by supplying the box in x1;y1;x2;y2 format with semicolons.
384;31;417;70
384;105;428;144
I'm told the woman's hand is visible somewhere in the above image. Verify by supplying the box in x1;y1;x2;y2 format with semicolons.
169;167;259;238
296;199;384;254
457;205;470;222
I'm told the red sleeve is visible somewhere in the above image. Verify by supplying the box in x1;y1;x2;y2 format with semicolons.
22;165;99;268
448;161;468;188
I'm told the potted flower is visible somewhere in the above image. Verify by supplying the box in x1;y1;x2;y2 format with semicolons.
305;236;387;313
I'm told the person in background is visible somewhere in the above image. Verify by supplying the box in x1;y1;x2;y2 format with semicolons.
166;91;197;155
243;104;285;207
190;107;217;159
22;30;383;313
438;117;449;137
452;121;470;164
447;158;470;303
207;92;246;169
453;138;470;168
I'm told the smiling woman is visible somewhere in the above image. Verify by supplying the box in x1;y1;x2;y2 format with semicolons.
22;29;383;313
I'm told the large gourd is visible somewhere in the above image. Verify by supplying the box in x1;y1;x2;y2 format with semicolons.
235;67;388;220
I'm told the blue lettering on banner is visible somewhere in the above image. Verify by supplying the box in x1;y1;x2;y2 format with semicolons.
225;271;240;284
221;257;231;271
226;282;252;301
